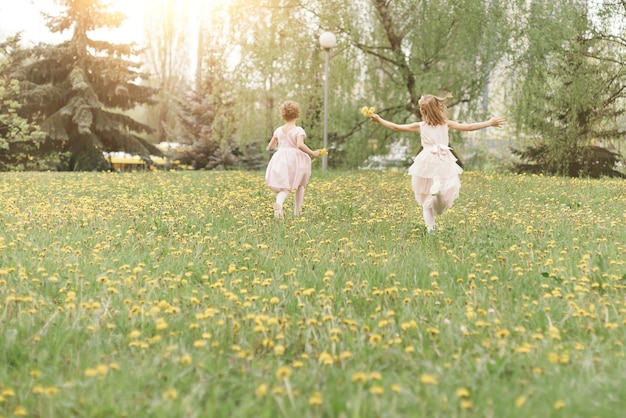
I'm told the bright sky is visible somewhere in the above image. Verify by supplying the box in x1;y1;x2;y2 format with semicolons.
0;0;150;44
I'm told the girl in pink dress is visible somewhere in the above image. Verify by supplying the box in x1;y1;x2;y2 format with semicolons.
370;93;505;232
265;101;320;219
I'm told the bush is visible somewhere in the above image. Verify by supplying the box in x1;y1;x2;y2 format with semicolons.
511;144;625;178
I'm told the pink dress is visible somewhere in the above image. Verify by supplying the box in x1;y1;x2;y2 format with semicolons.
265;126;312;191
408;122;463;214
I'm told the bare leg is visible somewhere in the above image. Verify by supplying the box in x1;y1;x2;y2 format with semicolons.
294;186;305;215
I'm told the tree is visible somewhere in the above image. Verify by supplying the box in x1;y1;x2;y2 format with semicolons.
166;2;264;170
509;0;626;177
223;0;515;168
142;0;192;144
315;0;513;164
224;0;369;168
0;37;48;171
4;0;161;171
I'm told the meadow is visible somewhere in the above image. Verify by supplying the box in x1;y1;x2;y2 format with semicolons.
1;169;625;418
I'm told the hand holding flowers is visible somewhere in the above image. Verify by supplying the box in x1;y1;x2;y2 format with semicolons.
360;106;375;117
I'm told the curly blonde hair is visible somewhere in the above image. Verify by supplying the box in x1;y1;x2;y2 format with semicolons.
280;101;300;121
418;93;452;126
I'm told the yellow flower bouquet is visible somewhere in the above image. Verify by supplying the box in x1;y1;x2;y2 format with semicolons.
318;148;328;156
360;106;375;117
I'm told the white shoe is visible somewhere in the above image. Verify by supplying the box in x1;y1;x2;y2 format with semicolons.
430;176;441;196
427;225;436;234
273;203;283;219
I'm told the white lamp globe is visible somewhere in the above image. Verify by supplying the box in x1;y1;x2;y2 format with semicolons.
319;32;337;49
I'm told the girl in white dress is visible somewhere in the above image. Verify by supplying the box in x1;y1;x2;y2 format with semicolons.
265;101;320;218
370;93;504;232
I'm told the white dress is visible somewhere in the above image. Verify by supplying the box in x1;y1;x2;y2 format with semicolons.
408;122;463;214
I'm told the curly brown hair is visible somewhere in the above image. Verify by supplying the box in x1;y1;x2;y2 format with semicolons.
280;101;300;121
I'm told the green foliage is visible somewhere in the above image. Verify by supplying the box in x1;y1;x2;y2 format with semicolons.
1;171;626;417
142;0;192;143
219;0;517;168
509;0;626;177
0;56;52;171
166;25;265;171
3;0;161;171
511;144;625;178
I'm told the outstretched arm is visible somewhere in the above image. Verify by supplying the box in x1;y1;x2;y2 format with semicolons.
297;135;321;158
447;117;505;132
370;114;421;133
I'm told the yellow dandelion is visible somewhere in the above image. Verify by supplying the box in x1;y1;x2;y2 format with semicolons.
274;345;285;356
420;374;439;385
368;333;382;344
360;106;376;116
2;388;15;397
369;385;384;395
256;384;268;398
368;371;382;381
180;355;193;365
193;340;207;348
162;389;178;401
44;386;59;396
391;384;402;393
554;400;566;410
318;149;328;156
84;368;98;377
276;366;292;379
456;387;470;398
515;395;527;407
460;400;474;410
95;364;108;376
155;318;168;331
308;391;323;405
318;352;333;365
351;372;368;382
14;406;28;416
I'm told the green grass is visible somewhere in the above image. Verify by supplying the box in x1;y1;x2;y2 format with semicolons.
1;170;625;417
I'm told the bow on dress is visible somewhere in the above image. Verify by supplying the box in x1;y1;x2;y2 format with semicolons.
426;144;452;160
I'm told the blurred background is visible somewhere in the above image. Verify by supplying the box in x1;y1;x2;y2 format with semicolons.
1;0;624;177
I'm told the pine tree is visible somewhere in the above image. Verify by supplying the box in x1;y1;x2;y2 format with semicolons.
510;0;626;177
4;0;160;171
165;24;264;171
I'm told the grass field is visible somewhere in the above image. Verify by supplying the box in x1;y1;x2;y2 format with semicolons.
1;170;625;417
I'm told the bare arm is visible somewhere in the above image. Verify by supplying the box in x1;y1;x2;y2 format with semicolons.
447;117;505;132
370;114;421;133
297;135;320;158
266;136;278;151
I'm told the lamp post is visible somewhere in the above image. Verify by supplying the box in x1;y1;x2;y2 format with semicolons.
319;31;336;171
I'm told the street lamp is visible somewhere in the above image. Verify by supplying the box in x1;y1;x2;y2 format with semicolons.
319;31;336;170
